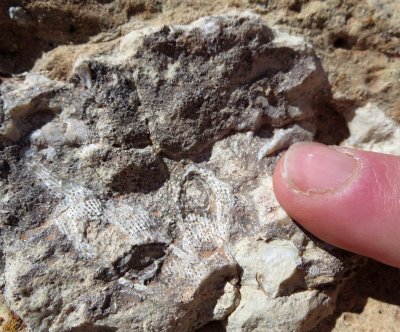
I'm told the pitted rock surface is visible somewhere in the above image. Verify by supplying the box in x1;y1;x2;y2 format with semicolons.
0;14;354;332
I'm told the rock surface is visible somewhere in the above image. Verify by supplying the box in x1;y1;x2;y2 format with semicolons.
342;103;400;156
1;1;400;331
0;13;355;332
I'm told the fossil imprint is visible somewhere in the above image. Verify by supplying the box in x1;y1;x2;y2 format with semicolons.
28;160;237;295
1;14;354;331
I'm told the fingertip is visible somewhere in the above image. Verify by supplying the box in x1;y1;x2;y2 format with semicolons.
272;143;400;267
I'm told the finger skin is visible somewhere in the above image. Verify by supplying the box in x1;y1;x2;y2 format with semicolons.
273;145;400;267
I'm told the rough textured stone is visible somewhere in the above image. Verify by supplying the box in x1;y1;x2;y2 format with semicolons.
2;0;400;330
0;14;355;332
342;103;400;156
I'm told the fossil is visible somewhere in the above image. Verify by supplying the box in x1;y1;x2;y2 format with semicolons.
28;159;237;295
1;14;351;332
27;160;168;260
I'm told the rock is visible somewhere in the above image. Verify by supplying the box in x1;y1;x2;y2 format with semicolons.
342;103;400;155
226;288;333;332
129;15;322;156
2;0;400;329
233;238;303;298
212;282;240;321
0;14;354;331
0;294;26;332
228;234;346;330
0;73;66;149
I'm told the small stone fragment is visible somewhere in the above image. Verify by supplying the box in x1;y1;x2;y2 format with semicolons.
233;239;303;298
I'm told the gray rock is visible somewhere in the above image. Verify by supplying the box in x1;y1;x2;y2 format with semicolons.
0;14;352;331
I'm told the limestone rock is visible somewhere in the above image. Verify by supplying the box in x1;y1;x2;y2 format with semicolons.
233;238;303;298
1;14;352;332
342;103;400;155
227;288;333;332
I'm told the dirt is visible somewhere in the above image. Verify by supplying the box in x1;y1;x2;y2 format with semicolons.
316;260;400;331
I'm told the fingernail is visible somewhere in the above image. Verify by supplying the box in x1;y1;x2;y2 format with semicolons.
283;142;359;194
